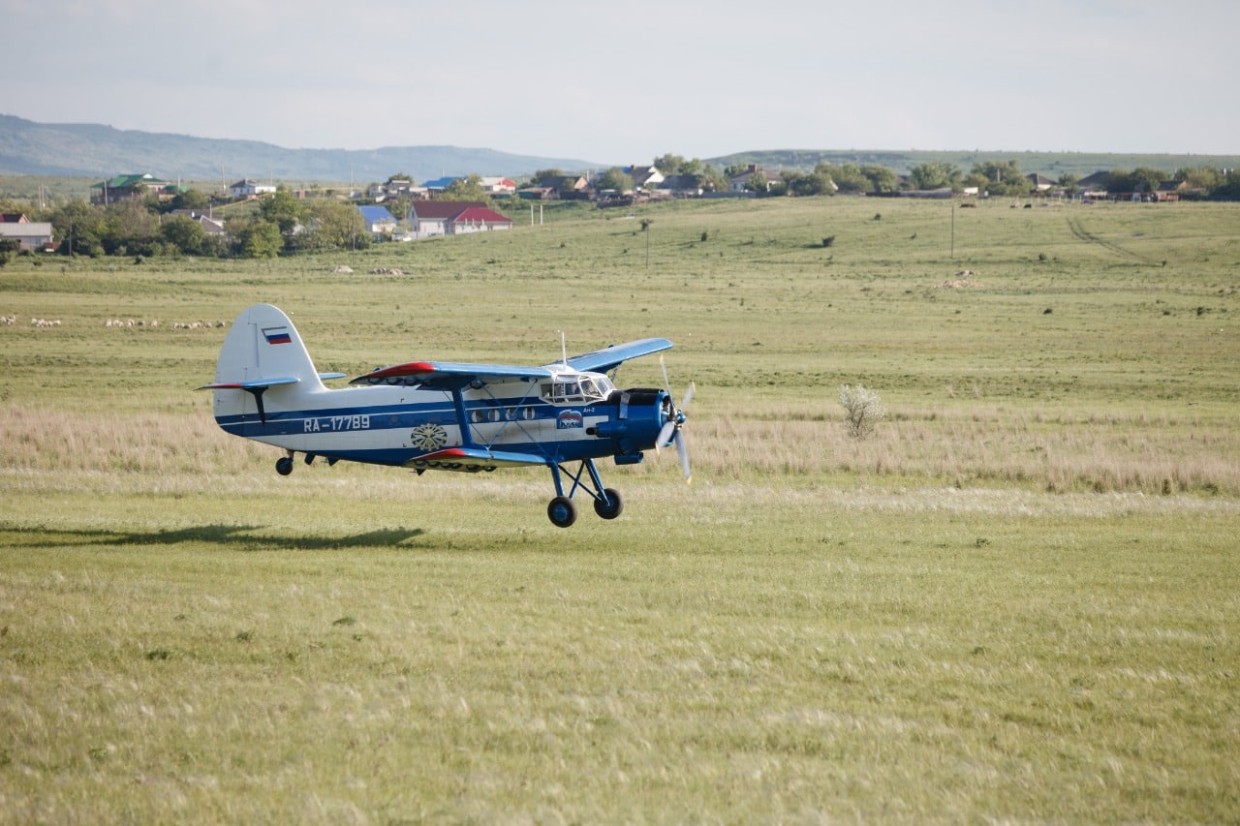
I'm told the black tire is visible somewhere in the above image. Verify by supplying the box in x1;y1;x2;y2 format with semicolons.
275;456;294;476
547;496;577;528
593;488;624;520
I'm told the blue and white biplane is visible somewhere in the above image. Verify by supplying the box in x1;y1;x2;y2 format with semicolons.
200;304;691;527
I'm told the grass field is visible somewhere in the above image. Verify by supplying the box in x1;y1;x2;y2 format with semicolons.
1;197;1238;822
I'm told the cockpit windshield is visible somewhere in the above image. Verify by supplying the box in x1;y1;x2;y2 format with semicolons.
541;373;616;404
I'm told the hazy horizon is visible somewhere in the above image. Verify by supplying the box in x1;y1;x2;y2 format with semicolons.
3;0;1237;164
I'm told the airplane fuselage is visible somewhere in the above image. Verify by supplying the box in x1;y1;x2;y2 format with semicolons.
213;378;670;471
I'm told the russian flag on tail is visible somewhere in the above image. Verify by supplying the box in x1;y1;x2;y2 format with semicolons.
263;326;291;345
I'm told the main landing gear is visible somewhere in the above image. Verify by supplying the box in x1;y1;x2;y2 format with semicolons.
275;450;335;476
546;459;625;528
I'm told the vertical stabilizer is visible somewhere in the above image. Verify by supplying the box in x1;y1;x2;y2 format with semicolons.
207;304;325;423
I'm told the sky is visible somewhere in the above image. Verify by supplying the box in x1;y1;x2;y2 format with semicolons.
4;0;1238;165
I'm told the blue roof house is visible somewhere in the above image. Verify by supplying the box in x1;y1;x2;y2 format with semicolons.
358;205;398;240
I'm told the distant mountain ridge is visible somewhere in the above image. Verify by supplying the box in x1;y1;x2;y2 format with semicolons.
3;113;1236;185
0;114;603;182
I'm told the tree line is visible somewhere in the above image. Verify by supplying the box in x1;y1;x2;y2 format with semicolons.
41;188;370;260
533;154;1240;200
4;157;1239;264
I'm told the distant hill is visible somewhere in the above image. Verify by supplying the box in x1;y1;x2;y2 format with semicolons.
4;113;1237;187
0;114;603;183
709;149;1240;177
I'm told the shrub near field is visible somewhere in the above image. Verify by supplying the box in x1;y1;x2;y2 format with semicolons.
1;197;1238;822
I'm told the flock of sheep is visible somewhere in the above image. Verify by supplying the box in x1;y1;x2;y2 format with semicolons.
1;315;227;330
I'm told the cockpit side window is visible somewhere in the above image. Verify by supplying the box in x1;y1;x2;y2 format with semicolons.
541;373;614;404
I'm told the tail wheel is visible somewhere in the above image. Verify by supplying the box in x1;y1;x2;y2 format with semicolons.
275;455;294;476
594;488;623;520
547;496;577;528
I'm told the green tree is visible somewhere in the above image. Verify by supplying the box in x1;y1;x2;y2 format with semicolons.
1176;166;1222;191
258;189;308;236
970;159;1028;195
166;188;211;212
530;168;565;187
1130;167;1168;194
597;167;634;193
653;153;686;175
0;237;18;267
236;219;283;258
101;200;158;256
159;215;207;255
823;163;870;194
1211;169;1240;200
443;174;492;204
49;199;106;256
908;162;963;191
784;168;835;196
293;200;370;252
697;165;727;192
860;165;898;193
963;171;991;192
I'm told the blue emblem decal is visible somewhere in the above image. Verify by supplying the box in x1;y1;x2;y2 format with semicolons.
556;410;583;429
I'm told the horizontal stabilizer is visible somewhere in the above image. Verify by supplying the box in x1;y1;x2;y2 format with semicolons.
405;446;550;472
197;376;300;391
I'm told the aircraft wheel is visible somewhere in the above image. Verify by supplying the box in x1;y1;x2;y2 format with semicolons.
275;456;294;476
594;488;624;520
547;496;577;528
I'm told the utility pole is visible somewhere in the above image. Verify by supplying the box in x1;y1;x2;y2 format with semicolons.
950;202;955;259
645;221;651;271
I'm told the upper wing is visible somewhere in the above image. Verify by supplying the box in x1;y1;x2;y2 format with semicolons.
350;360;553;390
351;337;672;389
558;338;673;374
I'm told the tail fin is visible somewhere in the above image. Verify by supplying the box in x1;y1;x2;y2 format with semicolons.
202;304;325;424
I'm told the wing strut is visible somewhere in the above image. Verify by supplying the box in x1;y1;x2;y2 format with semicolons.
450;386;474;448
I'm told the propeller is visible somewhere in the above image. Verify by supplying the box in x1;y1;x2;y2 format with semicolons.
655;355;694;483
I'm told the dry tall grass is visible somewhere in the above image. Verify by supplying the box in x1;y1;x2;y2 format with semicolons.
3;397;1236;497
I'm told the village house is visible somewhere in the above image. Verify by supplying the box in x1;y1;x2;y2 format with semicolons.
229;179;278;200
357;205;398;240
91;173;177;205
0;213;54;251
478;177;517;196
1077;170;1111;200
422;176;461;194
1027;173;1055;192
1154;180;1189;202
168;209;228;238
728;164;773;193
367;176;422;201
406;201;512;239
626;165;665;190
656;175;706;198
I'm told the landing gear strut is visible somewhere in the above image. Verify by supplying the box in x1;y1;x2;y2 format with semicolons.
546;459;623;527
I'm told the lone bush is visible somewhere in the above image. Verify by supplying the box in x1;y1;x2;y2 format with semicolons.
839;384;885;439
